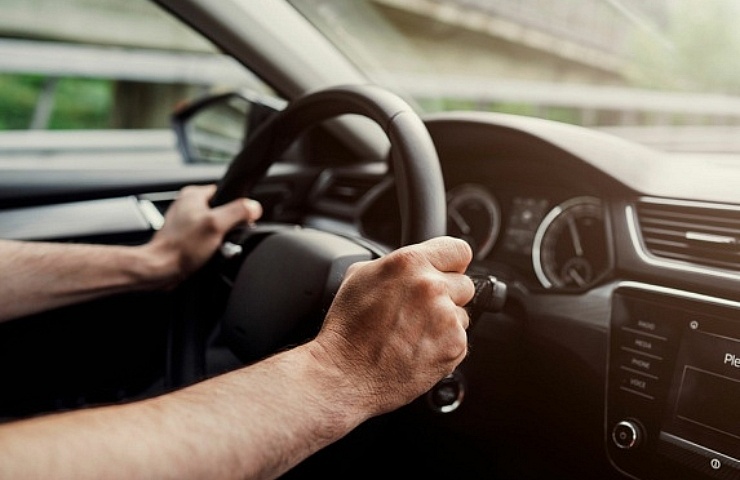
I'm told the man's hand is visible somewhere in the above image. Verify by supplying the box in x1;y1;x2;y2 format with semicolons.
0;185;261;322
145;184;262;288
309;236;475;418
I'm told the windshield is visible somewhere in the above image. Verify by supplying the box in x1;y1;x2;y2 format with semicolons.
290;0;740;154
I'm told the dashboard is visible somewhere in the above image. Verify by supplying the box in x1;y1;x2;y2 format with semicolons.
5;108;740;480
314;111;740;479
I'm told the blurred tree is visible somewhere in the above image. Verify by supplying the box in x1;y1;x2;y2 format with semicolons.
627;0;740;95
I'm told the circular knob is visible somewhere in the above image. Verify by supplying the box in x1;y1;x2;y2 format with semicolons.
612;420;643;449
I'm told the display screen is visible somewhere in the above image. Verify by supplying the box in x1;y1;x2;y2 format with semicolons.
502;196;548;255
662;313;740;460
675;366;740;441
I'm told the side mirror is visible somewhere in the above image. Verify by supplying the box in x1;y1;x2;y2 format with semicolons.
171;90;286;164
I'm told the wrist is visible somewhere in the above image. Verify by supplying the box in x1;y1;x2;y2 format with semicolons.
134;240;184;291
298;340;375;432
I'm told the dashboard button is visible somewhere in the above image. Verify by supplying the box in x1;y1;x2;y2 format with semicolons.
619;371;659;399
612;420;643;449
619;350;664;378
621;330;668;358
629;317;673;338
659;431;740;478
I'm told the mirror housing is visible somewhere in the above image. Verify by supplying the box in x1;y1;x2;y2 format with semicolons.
171;90;286;164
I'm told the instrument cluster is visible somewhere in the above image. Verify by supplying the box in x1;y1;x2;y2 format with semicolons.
446;183;613;291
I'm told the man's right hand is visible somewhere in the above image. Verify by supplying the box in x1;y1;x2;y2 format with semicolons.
310;236;475;418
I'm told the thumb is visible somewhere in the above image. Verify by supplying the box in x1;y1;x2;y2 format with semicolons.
211;198;263;233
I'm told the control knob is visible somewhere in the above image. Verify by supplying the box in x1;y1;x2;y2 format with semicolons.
612;420;643;449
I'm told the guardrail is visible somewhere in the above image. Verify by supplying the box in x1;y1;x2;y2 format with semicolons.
0;38;254;86
380;73;740;123
0;129;182;168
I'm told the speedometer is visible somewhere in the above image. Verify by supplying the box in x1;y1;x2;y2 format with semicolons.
446;184;501;260
532;196;610;289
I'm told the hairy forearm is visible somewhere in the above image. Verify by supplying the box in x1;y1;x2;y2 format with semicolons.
0;239;175;322
0;342;363;480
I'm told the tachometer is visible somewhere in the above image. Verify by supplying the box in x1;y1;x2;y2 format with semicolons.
532;196;610;289
446;184;501;260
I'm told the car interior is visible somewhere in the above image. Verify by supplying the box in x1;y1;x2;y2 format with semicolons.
1;1;740;479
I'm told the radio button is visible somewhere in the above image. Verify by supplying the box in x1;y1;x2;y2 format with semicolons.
635;318;658;330
628;315;675;338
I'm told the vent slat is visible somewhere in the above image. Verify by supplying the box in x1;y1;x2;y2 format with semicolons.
636;200;740;272
644;242;740;262
641;226;691;238
639;207;740;226
639;217;740;237
648;249;740;271
643;238;688;249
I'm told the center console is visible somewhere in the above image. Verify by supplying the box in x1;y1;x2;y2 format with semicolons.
607;282;740;480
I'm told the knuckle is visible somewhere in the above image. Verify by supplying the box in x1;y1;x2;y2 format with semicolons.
449;325;469;354
436;330;468;365
344;260;368;279
382;247;422;274
414;275;446;299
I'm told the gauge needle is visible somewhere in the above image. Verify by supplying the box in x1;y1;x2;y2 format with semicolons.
567;216;584;256
569;267;587;287
449;208;471;235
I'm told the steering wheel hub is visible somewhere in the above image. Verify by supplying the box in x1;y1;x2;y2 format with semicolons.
221;228;372;363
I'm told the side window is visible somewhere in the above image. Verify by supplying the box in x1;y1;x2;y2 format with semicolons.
0;0;275;167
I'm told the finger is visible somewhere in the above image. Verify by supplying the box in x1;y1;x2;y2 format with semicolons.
455;305;471;330
418;236;472;273
444;272;475;306
180;184;217;201
211;198;263;232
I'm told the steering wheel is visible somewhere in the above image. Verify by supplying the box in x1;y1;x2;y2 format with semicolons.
169;84;447;383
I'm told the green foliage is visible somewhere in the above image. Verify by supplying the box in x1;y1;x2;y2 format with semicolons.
0;74;43;129
50;77;112;129
0;74;112;130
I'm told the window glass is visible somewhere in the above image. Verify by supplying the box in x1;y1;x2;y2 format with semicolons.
0;0;274;167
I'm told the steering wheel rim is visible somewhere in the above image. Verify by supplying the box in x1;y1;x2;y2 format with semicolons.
169;84;448;385
210;84;447;245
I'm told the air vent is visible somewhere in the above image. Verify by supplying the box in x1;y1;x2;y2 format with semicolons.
321;175;379;204
635;199;740;271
